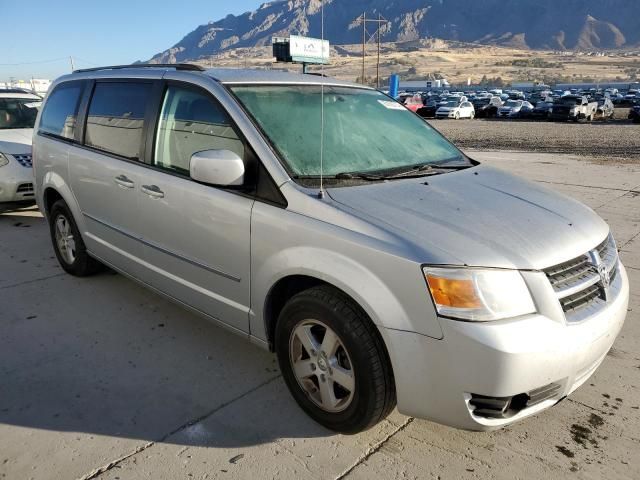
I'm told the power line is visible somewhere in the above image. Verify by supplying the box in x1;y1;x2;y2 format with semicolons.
0;57;68;66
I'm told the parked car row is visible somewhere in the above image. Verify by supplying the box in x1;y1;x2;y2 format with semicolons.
409;91;635;122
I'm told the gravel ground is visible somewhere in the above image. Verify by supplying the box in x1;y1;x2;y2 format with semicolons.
428;112;640;162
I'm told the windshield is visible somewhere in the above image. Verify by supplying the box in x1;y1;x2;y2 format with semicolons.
505;100;521;108
474;99;490;105
231;85;468;177
443;101;459;107
0;97;41;129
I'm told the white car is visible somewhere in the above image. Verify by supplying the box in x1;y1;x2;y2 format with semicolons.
435;101;475;120
0;91;41;207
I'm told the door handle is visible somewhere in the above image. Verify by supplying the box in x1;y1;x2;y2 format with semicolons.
114;175;135;189
141;184;165;199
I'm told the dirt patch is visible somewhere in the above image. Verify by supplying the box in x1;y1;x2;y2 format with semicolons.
429;118;640;165
570;424;599;449
556;446;576;458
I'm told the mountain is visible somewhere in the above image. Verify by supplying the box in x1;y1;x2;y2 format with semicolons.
148;0;640;63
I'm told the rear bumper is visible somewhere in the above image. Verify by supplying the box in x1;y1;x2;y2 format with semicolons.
384;263;629;431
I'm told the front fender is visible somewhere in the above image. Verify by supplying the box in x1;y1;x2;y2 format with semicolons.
250;203;444;342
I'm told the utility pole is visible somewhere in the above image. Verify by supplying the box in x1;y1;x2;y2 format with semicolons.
377;13;382;88
69;56;75;72
362;11;366;85
358;13;388;87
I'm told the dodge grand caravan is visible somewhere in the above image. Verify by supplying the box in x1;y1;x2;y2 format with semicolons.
33;65;629;434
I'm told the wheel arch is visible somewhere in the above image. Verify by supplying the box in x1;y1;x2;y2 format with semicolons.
264;274;331;351
264;274;396;384
40;172;84;231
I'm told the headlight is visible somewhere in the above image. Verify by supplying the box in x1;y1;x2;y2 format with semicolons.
423;267;536;322
0;152;9;168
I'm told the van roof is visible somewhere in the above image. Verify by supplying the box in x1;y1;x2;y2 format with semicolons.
69;63;366;89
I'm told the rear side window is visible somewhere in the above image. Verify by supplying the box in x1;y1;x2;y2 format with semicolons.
154;85;244;175
85;82;152;160
39;82;83;140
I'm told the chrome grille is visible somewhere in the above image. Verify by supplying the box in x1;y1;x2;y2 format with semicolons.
13;154;32;168
544;235;618;318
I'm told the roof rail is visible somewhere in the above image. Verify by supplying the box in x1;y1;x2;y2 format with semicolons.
73;63;206;74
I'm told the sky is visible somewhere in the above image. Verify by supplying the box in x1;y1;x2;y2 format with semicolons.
1;0;264;81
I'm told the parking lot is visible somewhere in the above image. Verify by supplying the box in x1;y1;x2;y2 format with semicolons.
1;149;639;480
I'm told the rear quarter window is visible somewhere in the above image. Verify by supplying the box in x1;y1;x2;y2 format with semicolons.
39;82;84;140
85;82;152;160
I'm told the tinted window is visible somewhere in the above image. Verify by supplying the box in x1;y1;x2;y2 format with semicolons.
39;82;83;139
154;85;244;175
85;82;152;160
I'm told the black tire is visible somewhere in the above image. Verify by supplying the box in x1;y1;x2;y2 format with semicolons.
49;199;103;276
275;285;396;434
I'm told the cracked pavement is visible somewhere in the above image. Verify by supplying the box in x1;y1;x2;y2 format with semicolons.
0;150;638;480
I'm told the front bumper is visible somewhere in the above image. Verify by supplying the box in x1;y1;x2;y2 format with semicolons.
383;262;629;431
0;154;35;203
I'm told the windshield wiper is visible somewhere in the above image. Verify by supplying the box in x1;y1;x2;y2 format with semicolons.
336;164;437;181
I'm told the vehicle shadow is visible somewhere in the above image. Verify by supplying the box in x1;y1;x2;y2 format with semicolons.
0;211;333;448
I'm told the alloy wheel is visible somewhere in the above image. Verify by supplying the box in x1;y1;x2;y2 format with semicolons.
289;320;355;413
54;214;76;264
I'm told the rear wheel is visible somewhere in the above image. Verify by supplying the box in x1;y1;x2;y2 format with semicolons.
469;111;475;120
275;285;396;434
49;199;103;276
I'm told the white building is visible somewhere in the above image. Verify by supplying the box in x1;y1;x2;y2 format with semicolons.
0;78;51;95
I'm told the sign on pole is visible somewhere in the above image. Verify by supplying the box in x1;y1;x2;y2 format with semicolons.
273;35;330;65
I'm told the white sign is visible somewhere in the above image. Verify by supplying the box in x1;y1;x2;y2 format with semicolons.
289;35;330;64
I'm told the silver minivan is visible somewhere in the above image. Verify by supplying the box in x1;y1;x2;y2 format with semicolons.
33;65;629;434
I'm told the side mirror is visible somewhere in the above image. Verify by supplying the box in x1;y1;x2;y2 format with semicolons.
190;150;245;187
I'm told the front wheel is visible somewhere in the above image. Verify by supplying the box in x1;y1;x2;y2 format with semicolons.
49;199;103;276
275;286;396;434
454;112;460;120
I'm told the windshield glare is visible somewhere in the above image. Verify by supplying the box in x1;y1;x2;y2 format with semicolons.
0;98;41;129
232;85;468;178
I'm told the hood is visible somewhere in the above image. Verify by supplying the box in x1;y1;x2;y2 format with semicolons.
327;165;608;270
0;128;33;155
